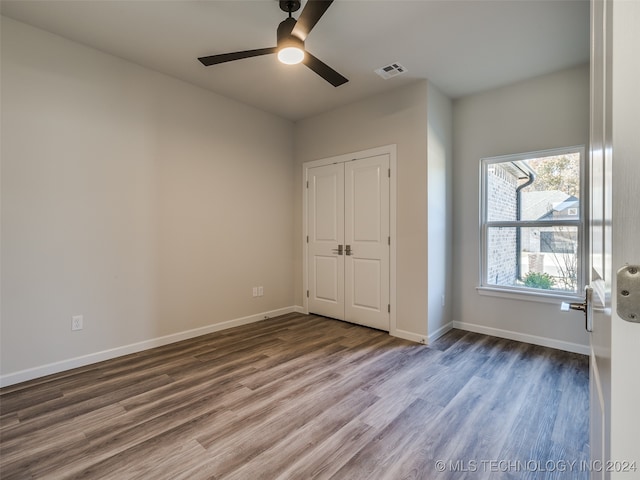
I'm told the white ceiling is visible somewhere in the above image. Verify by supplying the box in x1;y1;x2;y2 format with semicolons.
1;0;590;121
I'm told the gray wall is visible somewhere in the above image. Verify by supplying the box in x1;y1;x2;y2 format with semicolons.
452;64;590;351
294;81;452;341
1;17;295;378
1;14;589;384
294;82;430;338
426;84;453;340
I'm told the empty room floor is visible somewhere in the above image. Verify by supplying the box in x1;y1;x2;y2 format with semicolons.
0;313;589;479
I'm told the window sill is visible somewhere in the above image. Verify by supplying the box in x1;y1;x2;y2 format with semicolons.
476;286;583;305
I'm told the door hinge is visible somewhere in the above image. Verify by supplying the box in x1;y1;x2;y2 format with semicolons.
388;168;391;178
388;304;390;313
306;180;309;188
307;290;309;298
306;235;309;243
617;265;640;323
388;236;391;246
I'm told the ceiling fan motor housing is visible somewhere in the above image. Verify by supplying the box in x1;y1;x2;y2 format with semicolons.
198;0;348;87
277;17;304;51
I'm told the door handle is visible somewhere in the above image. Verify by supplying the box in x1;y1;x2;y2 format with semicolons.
561;285;593;332
345;245;352;256
332;245;343;255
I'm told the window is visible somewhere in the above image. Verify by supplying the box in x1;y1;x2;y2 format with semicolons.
480;146;584;297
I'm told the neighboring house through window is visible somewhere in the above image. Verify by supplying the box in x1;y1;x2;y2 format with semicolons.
480;146;584;297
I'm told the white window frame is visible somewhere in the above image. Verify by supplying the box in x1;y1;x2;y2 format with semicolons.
478;145;586;302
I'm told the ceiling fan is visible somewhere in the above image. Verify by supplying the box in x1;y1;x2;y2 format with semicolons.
198;0;348;87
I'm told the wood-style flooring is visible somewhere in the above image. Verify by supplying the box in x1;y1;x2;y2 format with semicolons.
0;313;589;479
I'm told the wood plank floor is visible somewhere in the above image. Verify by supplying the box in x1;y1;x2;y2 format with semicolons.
0;313;589;479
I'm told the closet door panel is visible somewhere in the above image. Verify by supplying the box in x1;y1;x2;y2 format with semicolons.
344;155;390;330
307;164;345;320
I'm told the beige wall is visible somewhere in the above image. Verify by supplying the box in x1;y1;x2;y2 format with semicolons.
294;82;431;338
1;15;588;384
427;83;453;339
1;17;295;377
452;64;591;350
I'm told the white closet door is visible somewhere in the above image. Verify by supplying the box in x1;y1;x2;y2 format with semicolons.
344;155;390;330
307;163;345;320
307;154;390;331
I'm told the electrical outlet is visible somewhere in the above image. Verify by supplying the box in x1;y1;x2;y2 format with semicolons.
441;294;445;307
258;286;264;296
252;287;258;297
72;315;83;331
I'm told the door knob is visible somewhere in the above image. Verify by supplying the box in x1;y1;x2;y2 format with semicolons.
345;245;352;256
561;286;593;332
332;245;343;255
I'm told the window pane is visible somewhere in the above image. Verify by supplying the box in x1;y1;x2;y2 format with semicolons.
487;226;579;293
486;226;518;285
486;164;518;222
486;152;580;222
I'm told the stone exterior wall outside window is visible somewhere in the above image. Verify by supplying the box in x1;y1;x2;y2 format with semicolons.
486;165;518;286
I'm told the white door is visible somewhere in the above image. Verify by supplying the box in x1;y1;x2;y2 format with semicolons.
590;0;640;475
344;156;390;330
608;0;640;473
307;163;345;321
307;154;390;331
588;0;612;473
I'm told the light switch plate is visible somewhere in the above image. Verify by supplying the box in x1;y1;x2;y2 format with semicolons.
72;315;83;331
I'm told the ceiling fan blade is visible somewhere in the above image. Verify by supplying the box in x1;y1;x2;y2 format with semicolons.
291;0;334;41
198;47;277;66
303;52;348;87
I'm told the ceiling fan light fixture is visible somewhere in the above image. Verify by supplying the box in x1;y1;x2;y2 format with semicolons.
278;46;305;65
276;17;305;65
198;0;348;87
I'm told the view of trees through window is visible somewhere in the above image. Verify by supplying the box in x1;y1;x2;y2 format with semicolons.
483;149;582;294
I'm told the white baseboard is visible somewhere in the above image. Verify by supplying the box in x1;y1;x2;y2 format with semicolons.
452;320;590;355
391;328;427;344
5;311;586;387
0;306;298;388
390;323;453;345
428;322;454;343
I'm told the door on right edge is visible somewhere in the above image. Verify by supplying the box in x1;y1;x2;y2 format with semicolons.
588;0;612;474
590;0;640;475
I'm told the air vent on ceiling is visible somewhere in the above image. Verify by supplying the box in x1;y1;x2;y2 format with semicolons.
374;63;408;80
